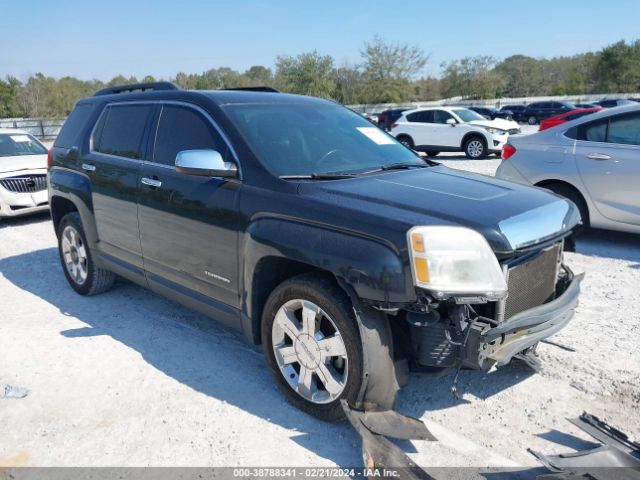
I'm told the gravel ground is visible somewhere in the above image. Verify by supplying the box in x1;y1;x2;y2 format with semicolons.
1;126;639;473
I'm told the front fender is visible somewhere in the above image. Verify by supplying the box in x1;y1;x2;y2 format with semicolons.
241;217;415;338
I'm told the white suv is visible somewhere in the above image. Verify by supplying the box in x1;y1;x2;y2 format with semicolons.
391;107;520;159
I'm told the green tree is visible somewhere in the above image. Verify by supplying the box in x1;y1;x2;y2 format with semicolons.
595;40;640;92
274;51;336;98
441;56;500;99
360;36;427;103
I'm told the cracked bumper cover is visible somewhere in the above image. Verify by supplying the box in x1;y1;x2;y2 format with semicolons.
474;269;584;369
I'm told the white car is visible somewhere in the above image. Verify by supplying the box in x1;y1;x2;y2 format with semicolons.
0;128;49;218
390;107;521;159
496;104;640;234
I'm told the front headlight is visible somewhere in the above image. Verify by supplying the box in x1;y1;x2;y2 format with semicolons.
408;226;507;300
483;127;506;135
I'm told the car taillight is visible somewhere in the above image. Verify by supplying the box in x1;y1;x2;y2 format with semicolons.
47;148;53;168
501;144;516;160
390;123;398;130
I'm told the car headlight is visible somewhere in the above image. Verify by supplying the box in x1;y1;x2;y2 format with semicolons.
408;226;507;300
484;127;506;135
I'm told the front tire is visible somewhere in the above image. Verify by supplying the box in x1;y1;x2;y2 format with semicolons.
261;273;363;421
464;137;487;159
57;212;116;296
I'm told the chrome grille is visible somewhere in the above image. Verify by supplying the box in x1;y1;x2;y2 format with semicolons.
0;175;47;193
500;243;561;320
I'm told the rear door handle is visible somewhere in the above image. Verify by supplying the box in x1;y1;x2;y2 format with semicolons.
81;163;96;172
587;153;611;160
141;177;162;188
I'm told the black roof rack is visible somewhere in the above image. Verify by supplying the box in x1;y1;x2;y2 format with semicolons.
222;86;280;93
94;81;180;96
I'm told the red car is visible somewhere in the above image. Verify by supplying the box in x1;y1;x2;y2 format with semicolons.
538;108;602;131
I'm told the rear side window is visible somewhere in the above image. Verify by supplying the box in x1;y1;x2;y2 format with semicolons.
153;105;228;166
607;113;640;146
55;103;94;148
406;111;434;123
94;105;153;159
578;120;607;142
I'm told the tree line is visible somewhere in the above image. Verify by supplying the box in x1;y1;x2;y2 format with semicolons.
1;37;639;118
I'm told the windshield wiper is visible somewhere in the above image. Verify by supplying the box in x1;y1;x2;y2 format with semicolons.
360;162;434;175
279;172;358;180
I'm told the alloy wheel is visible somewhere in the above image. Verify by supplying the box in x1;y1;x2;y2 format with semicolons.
61;225;88;285
271;298;348;404
467;140;484;158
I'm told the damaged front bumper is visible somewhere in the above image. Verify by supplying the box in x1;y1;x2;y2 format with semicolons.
470;268;584;369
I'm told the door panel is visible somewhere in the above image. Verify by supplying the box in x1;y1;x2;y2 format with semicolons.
575;113;640;226
86;104;154;269
137;104;243;314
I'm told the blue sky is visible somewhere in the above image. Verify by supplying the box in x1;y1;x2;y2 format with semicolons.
1;0;639;81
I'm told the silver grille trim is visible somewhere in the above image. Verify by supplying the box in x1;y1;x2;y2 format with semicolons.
0;175;47;193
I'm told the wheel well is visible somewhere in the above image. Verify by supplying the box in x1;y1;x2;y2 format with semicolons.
50;196;78;233
535;180;590;224
461;132;486;150
251;257;332;344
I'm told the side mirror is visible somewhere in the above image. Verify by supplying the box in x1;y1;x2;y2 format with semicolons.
446;118;456;126
175;150;237;178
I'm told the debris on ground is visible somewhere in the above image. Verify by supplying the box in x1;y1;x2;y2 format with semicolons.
4;384;29;399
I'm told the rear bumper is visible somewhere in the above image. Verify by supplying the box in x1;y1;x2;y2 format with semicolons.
478;268;583;368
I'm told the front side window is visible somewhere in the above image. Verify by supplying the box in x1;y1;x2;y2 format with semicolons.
154;106;227;166
223;102;423;177
0;133;48;157
94;105;153;159
434;110;455;124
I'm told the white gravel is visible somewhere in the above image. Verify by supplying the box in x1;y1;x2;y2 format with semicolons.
1;130;639;470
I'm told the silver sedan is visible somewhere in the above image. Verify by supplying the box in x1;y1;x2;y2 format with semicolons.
496;104;640;235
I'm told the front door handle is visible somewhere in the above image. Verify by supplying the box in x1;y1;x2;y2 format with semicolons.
81;163;96;172
587;153;611;161
141;177;162;188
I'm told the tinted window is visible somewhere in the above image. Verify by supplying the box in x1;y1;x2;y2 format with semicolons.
0;133;48;157
55;103;94;148
154;105;226;166
407;111;434;123
607;113;640;146
578;120;607;142
95;105;152;159
434;110;455;124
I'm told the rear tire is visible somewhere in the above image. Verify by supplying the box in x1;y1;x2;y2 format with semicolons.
527;116;538;125
464;136;487;159
57;212;116;296
397;135;414;150
542;183;589;229
261;273;363;422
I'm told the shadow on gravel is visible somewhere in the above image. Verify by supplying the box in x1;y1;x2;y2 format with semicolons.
575;228;640;265
0;211;51;229
0;246;547;470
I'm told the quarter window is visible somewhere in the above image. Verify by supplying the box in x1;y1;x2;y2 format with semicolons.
153;105;227;166
94;105;152;159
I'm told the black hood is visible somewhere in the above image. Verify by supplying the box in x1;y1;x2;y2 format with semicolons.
299;166;579;255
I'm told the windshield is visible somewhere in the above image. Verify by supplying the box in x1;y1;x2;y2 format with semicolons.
223;102;423;177
0;133;47;157
452;108;486;123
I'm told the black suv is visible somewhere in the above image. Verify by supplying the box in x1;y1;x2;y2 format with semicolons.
48;82;582;421
522;101;577;125
468;106;514;121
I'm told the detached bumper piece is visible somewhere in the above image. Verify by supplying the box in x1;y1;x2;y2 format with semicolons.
530;412;640;480
479;269;584;369
341;400;436;480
